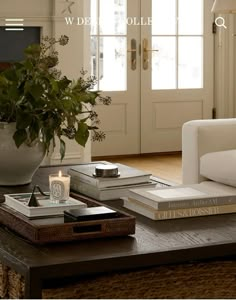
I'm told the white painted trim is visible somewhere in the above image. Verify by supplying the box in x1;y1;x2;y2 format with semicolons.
214;14;235;118
228;15;235;117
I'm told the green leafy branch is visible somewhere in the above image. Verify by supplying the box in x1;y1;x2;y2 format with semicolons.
0;35;111;160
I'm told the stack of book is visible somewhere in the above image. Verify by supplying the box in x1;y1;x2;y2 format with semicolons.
123;183;236;220
68;161;158;201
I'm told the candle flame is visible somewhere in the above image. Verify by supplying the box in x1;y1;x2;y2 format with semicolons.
59;170;62;177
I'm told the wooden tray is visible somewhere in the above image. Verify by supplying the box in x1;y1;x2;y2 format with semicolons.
0;193;135;244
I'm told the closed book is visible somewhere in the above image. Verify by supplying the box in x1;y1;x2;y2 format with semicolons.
128;184;236;210
68;161;151;189
4;193;87;218
70;177;158;201
124;198;236;220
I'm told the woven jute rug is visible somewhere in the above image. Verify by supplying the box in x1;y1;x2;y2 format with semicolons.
1;259;236;299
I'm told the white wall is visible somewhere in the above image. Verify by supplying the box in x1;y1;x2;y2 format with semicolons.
0;0;91;165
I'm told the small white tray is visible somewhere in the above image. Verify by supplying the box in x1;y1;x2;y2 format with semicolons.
4;192;87;218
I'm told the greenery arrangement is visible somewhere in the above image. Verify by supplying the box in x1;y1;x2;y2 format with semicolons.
0;35;111;160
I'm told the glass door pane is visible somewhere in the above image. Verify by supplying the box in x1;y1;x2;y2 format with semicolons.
152;0;176;35
152;37;176;90
99;37;127;91
90;0;127;91
100;0;127;35
178;37;203;89
151;0;203;90
178;0;203;35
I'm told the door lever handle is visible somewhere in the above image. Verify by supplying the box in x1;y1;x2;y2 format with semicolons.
127;39;137;70
145;49;159;52
143;38;159;70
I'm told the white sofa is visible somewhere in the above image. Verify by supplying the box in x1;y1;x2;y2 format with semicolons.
182;118;236;185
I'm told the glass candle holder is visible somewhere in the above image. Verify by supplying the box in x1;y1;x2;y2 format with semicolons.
49;172;70;203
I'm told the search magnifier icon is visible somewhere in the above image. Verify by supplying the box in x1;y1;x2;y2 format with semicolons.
215;17;227;29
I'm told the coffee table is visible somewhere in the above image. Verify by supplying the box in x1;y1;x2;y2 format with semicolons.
1;165;236;299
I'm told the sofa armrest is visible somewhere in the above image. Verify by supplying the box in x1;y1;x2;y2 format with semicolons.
182;119;236;184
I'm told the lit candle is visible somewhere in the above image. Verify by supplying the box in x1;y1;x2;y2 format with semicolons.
49;171;70;203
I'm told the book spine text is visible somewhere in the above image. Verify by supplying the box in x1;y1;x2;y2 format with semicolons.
124;199;236;220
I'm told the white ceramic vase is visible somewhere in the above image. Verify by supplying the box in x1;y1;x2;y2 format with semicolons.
0;122;45;185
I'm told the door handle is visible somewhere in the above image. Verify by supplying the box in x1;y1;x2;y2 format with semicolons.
143;38;159;70
127;39;137;70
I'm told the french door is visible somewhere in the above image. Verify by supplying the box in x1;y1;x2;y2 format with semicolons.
87;0;214;156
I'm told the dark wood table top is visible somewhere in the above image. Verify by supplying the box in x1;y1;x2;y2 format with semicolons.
1;165;236;298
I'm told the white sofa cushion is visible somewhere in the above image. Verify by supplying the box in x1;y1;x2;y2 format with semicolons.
200;149;236;187
199;180;236;194
182;119;236;184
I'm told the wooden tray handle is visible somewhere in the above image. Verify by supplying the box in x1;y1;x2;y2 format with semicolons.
72;224;102;235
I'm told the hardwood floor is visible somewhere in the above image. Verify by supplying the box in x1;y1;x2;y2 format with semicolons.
92;153;182;184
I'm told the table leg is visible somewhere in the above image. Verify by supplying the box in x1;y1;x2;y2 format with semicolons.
25;271;42;299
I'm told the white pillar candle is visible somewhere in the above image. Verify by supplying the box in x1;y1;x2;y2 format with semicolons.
49;171;70;203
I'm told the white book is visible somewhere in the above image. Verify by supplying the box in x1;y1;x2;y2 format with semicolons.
128;184;236;210
68;161;151;189
70;177;158;201
4;192;87;218
123;198;236;220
